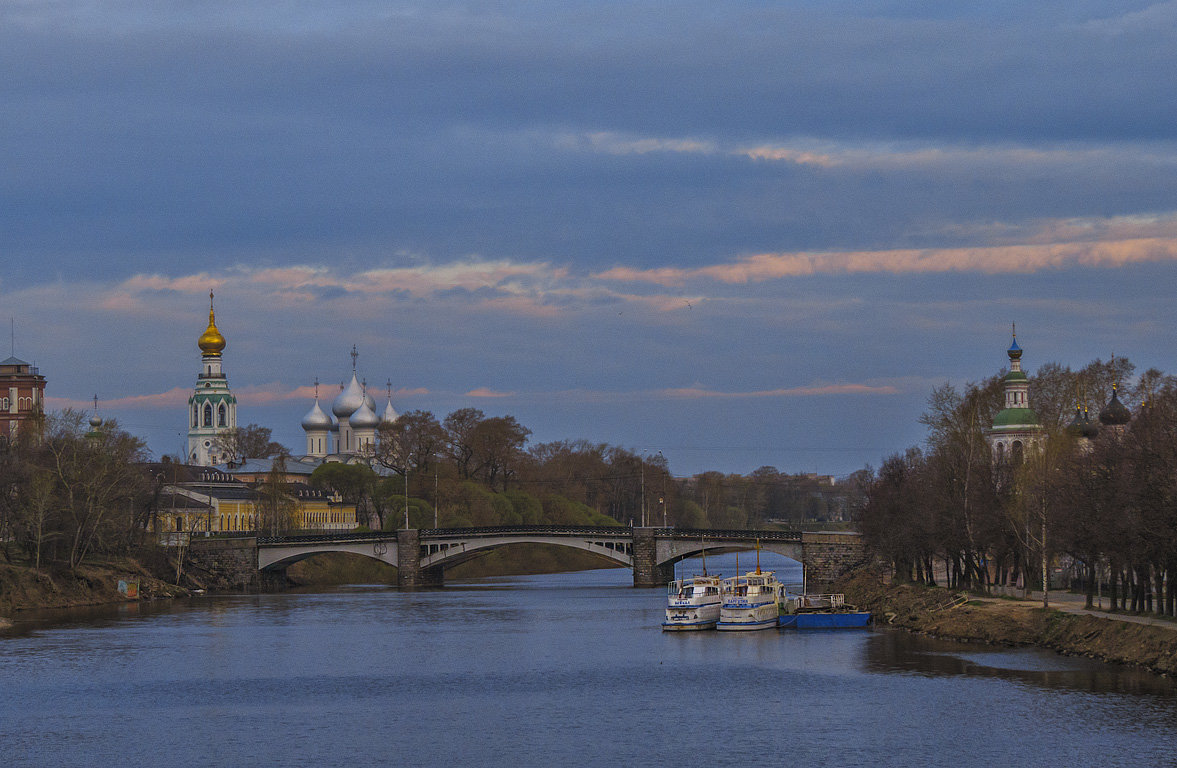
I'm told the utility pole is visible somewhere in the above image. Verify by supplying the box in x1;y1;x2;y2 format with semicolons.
640;457;646;527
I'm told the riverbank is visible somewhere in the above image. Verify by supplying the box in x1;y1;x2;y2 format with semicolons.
0;559;189;616
839;569;1177;676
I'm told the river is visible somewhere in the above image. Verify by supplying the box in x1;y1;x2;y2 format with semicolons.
3;551;1176;767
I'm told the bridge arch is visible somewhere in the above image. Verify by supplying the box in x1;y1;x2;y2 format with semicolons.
258;540;398;572
419;534;633;571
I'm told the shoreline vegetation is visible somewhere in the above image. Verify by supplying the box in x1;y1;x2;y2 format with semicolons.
839;569;1177;677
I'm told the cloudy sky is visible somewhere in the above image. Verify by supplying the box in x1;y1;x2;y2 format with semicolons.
5;1;1177;475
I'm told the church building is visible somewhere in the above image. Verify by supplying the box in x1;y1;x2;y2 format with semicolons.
187;292;238;465
985;328;1043;464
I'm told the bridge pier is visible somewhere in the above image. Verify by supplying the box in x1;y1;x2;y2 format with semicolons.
397;529;444;588
633;528;674;588
800;532;866;592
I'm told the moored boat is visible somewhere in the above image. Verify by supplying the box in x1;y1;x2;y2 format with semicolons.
777;593;872;629
661;574;726;631
716;570;782;631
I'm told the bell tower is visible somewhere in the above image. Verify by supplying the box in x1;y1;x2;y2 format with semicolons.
187;291;238;465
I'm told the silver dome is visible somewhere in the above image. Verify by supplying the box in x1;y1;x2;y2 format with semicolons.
301;400;332;431
332;374;365;418
381;399;398;425
349;400;379;429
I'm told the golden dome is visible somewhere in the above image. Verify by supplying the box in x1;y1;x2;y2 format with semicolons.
198;291;226;356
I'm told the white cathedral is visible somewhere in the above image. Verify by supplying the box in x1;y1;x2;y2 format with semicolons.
299;346;399;460
186;296;398;469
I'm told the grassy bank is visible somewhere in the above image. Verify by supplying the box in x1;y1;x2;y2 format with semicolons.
838;569;1177;677
0;559;189;616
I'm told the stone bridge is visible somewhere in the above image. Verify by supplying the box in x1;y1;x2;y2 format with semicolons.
189;526;864;590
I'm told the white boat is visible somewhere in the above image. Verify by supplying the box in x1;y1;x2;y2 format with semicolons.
716;569;782;631
661;574;726;631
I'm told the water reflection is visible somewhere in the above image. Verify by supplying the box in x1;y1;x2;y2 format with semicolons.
865;628;1176;697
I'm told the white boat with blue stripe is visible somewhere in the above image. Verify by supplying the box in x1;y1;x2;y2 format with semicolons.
662;574;726;631
716;569;782;631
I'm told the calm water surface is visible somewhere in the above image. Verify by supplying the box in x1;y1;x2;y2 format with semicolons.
3;552;1176;767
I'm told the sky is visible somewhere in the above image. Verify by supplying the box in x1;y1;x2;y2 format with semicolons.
5;1;1177;476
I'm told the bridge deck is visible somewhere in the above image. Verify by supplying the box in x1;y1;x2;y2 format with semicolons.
257;525;803;546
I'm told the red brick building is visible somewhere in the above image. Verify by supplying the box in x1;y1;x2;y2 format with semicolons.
0;356;46;444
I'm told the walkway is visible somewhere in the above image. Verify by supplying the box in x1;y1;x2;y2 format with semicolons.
975;589;1177;631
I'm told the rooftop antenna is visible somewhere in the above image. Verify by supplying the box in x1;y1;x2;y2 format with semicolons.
350;344;358;372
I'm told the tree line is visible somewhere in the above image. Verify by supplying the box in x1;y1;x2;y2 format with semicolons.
859;355;1177;615
0;404;860;573
307;406;860;532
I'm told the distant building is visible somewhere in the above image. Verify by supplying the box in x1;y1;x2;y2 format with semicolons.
985;328;1043;464
147;462;357;538
0;355;46;445
187;292;238;465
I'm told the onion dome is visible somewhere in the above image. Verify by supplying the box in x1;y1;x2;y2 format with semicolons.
301;400;331;431
197;291;226;356
1066;406;1084;436
1007;335;1022;361
381;399;398;425
349;400;379;429
1081;409;1100;439
1099;386;1132;426
332;373;365;418
364;390;377;412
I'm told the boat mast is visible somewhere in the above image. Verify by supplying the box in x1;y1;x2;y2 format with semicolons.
755;539;761;575
700;536;707;576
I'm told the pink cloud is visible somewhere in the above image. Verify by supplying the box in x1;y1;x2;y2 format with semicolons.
465;387;516;398
597;236;1177;287
46;387;194;410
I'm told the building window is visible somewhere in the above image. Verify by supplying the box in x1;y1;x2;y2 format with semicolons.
218;403;227;427
203;403;213;427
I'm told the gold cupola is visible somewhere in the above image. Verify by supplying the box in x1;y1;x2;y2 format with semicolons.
197;290;227;356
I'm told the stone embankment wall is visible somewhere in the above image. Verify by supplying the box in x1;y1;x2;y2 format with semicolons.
187;538;286;592
802;532;867;591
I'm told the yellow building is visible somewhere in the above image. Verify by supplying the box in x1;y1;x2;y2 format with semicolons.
149;463;357;539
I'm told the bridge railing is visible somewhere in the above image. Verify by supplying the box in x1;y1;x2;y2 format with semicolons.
666;527;801;542
421;524;629;538
256;525;802;546
257;531;397;546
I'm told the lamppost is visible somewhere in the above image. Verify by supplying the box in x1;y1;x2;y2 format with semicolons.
403;467;410;530
640;456;646;527
657;450;666;527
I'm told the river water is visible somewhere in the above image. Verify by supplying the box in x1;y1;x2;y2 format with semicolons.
3;552;1176;767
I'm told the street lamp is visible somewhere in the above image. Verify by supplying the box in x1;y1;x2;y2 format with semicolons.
403;467;410;530
640;455;646;527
